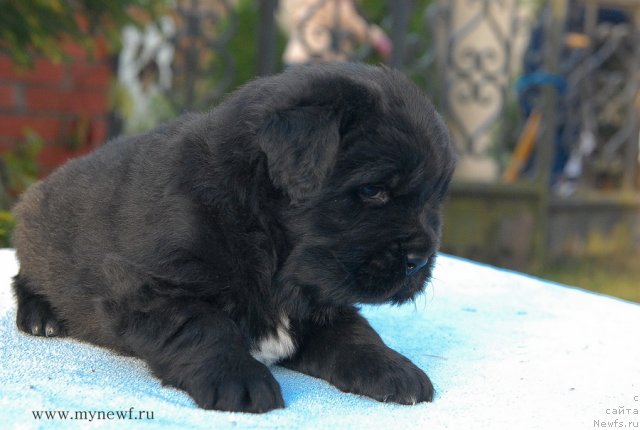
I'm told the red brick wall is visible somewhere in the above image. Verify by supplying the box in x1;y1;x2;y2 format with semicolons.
0;42;112;176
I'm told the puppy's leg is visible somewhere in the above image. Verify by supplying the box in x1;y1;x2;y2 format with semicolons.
283;307;434;404
107;298;284;413
13;274;66;337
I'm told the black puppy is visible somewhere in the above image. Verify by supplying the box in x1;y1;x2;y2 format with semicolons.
12;63;455;413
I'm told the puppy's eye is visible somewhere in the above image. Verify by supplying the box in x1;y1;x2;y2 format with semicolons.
358;184;390;205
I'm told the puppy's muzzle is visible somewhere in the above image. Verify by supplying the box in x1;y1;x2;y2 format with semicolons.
405;253;430;277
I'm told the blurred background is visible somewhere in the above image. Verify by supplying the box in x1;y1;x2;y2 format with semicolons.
0;0;638;302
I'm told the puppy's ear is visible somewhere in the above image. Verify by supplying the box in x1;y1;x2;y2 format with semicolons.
257;75;378;203
257;105;340;203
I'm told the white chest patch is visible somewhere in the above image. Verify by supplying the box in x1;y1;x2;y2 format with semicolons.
251;315;296;366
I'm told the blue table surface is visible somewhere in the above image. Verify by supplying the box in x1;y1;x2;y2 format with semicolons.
1;249;639;430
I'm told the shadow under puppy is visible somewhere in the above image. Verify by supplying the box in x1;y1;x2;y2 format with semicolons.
12;63;455;413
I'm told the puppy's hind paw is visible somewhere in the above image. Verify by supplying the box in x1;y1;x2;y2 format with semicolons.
16;295;66;338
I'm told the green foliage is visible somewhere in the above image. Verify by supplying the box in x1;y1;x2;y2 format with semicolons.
0;211;14;248
227;0;259;91
538;257;640;304
227;0;288;91
227;0;432;95
0;0;165;66
0;130;44;247
360;0;387;20
1;129;43;202
113;80;177;135
360;0;437;91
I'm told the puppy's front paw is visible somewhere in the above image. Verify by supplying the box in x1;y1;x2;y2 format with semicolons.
187;357;284;413
332;346;434;405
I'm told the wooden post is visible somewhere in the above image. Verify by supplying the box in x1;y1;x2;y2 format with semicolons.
535;0;568;270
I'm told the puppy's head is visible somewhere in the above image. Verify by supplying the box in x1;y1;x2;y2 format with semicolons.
257;64;455;306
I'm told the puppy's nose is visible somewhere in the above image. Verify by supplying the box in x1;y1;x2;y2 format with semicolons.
406;253;429;277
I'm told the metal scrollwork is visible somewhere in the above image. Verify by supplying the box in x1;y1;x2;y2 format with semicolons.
297;0;364;61
438;0;520;159
559;6;639;191
280;0;388;65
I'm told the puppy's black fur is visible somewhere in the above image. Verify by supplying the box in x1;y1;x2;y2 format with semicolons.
12;63;455;413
